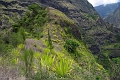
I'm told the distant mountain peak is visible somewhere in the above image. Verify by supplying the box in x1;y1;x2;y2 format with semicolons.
95;2;120;18
104;4;120;28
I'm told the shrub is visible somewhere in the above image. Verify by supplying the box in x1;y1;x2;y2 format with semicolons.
64;39;79;53
28;4;42;15
18;27;26;40
9;32;24;47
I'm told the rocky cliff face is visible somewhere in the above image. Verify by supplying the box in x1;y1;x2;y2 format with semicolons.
0;0;34;30
104;5;120;28
1;0;120;54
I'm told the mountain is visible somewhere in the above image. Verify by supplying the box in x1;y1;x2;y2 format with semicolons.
95;3;119;18
0;0;120;80
104;5;120;28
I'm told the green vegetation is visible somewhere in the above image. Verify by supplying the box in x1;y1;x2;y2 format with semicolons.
116;34;120;42
12;3;47;39
88;14;98;20
0;4;48;49
84;13;98;21
23;49;34;78
55;58;73;77
64;39;79;53
47;29;54;50
9;27;25;47
97;51;120;80
0;3;111;80
41;52;55;68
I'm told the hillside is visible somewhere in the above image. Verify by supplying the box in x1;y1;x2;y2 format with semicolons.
38;0;120;55
0;3;109;80
104;5;120;28
1;0;120;54
0;0;120;80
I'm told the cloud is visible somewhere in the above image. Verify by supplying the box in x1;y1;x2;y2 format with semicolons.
88;0;120;6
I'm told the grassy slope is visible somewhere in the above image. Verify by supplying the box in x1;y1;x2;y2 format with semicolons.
24;7;109;80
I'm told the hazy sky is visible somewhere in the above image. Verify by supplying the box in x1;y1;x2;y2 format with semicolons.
88;0;120;6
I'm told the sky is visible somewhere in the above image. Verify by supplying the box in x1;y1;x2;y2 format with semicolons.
88;0;120;6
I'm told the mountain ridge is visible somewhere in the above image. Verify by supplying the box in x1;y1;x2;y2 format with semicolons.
95;2;119;18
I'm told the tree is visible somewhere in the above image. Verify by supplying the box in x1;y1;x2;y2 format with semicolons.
23;49;34;79
48;29;53;50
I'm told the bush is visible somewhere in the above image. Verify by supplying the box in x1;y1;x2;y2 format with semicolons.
9;32;24;47
64;39;79;53
28;4;42;15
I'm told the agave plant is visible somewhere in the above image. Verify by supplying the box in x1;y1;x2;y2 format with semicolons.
55;58;73;77
41;53;55;68
11;48;20;65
